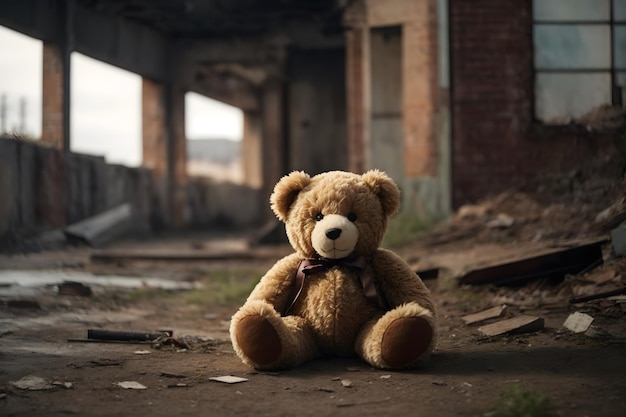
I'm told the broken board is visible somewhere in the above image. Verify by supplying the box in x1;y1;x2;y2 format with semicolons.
459;239;605;286
461;305;507;325
477;315;544;337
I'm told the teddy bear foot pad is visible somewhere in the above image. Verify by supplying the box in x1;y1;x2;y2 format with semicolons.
236;315;282;366
381;316;433;368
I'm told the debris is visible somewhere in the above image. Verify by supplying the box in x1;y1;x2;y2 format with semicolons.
167;383;188;388
134;350;151;355
562;312;594;333
0;270;200;291
584;326;613;339
64;203;132;247
116;381;147;390
341;379;353;388
57;281;92;296
10;376;55;391
336;398;390;408
478;315;544;337
432;380;447;386
87;329;172;342
569;286;626;304
51;380;73;389
318;387;335;393
379;375;391;379
462;305;507;325
416;268;439;280
91;249;257;262
578;270;620;285
6;300;40;309
459;240;605;285
610;224;626;256
160;372;188;378
486;213;514;229
209;376;249;384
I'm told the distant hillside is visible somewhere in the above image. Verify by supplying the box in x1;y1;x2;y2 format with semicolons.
187;138;241;164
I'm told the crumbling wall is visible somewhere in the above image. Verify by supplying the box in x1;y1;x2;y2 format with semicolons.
449;0;619;208
0;137;262;249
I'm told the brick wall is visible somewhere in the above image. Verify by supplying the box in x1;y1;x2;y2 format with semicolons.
450;0;617;207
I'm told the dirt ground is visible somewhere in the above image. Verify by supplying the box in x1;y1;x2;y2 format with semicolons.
1;155;626;417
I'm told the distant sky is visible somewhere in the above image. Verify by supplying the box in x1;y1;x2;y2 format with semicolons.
0;25;242;167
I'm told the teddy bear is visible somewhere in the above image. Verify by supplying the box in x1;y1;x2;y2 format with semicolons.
229;170;436;370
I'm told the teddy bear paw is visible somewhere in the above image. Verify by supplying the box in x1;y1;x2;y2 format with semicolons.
380;316;433;368
235;315;282;366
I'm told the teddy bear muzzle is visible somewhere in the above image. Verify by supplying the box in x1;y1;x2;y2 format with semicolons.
311;214;359;259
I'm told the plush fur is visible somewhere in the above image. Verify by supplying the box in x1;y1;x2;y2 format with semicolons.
230;170;437;370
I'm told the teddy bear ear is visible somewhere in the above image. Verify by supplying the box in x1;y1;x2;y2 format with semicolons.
362;170;400;217
270;171;312;221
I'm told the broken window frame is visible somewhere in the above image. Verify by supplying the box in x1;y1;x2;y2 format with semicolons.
531;0;625;124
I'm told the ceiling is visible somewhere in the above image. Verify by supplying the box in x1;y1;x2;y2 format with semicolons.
77;0;346;38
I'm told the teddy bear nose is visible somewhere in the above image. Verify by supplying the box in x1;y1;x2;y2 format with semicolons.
325;228;342;240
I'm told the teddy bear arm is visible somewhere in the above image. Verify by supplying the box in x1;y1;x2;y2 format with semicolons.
371;249;436;316
243;253;302;314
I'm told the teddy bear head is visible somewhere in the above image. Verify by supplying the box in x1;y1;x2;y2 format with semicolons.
270;170;400;259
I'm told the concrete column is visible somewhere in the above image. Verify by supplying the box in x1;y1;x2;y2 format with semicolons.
142;79;187;228
168;85;187;228
402;1;438;177
261;78;286;216
142;79;168;175
41;42;65;148
346;28;368;174
242;111;263;189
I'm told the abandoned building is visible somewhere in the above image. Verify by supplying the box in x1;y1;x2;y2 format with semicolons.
0;0;623;246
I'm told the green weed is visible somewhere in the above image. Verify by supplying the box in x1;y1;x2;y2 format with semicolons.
184;268;262;306
382;212;433;248
488;384;557;417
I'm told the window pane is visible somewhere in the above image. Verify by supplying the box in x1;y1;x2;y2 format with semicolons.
534;24;611;69
535;72;611;122
616;25;626;69
615;0;626;21
533;0;609;21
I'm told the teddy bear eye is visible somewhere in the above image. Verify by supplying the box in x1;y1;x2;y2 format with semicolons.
347;212;357;222
315;212;324;221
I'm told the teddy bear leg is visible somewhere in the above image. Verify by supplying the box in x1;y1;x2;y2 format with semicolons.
230;300;319;370
355;302;435;369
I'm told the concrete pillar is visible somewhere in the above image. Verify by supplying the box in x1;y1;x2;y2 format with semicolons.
402;1;438;177
142;78;187;228
242;111;263;189
142;79;168;175
260;78;286;216
41;42;65;148
346;28;368;174
168;85;187;228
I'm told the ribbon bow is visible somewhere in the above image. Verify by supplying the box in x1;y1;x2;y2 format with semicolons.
283;256;384;315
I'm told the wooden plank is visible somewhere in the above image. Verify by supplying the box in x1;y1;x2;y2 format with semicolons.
477;315;544;337
459;240;605;286
461;305;507;325
569;286;626;304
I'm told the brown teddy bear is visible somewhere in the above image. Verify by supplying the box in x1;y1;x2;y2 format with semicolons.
229;170;436;370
